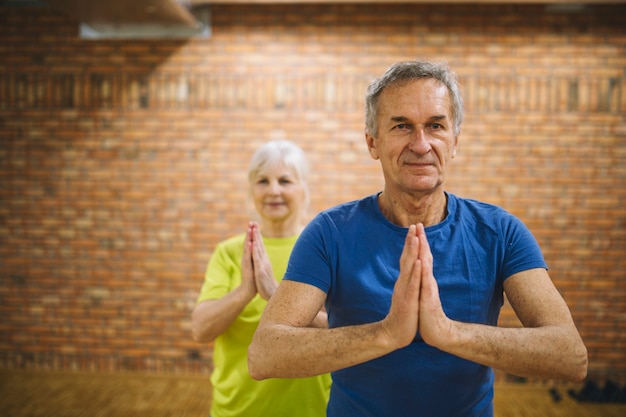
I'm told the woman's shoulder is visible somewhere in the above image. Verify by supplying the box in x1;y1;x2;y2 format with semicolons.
214;233;246;252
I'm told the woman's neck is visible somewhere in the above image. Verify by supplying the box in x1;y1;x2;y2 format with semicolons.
259;217;304;238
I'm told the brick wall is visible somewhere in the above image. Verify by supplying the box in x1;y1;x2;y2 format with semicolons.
0;3;624;382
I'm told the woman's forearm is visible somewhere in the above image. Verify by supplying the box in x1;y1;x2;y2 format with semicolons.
191;287;254;343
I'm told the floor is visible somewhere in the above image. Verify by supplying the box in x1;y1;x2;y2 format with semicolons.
1;369;625;417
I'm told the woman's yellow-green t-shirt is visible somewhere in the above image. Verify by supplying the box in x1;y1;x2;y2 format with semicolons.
197;233;331;417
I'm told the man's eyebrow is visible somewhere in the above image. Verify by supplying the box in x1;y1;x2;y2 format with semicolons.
389;115;448;123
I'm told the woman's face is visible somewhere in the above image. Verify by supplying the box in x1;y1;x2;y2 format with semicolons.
250;163;306;225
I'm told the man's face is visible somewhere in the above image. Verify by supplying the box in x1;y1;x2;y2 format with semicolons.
366;78;459;196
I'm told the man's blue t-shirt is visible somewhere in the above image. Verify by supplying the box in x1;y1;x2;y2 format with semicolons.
285;193;547;417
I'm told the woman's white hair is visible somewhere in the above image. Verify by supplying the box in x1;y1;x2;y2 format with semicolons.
247;140;310;213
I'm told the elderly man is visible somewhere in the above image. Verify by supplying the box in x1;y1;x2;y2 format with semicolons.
248;60;587;417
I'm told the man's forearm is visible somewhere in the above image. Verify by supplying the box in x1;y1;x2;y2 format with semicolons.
248;320;395;380
440;321;588;382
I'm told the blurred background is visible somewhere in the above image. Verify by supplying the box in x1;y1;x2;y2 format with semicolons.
0;0;624;390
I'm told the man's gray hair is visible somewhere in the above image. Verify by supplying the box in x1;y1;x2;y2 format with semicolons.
365;60;464;138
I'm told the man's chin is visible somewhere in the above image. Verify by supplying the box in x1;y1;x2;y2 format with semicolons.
401;178;442;192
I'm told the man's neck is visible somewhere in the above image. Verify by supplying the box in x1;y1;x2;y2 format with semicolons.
377;189;448;228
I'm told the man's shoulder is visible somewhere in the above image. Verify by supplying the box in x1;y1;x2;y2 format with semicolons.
318;194;376;218
451;193;512;218
449;193;525;239
305;195;379;236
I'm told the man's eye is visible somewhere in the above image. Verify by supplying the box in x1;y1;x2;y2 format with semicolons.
395;123;409;130
431;123;442;129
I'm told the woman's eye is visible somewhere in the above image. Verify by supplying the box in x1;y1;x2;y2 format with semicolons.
257;179;269;185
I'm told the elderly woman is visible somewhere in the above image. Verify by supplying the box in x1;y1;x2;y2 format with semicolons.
191;140;331;417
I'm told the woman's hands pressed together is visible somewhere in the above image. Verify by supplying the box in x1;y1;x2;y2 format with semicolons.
242;222;278;301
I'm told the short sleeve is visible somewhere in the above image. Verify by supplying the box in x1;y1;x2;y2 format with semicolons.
196;238;242;303
284;214;333;293
501;214;548;280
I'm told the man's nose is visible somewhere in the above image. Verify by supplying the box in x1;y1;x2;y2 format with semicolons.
408;128;431;153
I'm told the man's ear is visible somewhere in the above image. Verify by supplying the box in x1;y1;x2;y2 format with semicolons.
365;130;379;160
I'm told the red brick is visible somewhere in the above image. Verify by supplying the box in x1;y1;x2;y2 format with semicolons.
0;2;624;379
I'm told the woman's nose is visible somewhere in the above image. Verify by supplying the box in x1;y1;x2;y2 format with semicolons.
267;181;281;194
